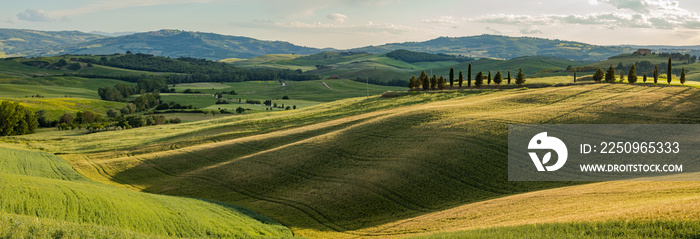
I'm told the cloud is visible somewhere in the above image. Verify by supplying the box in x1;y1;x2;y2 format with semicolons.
327;13;348;24
421;16;458;24
485;27;502;34
467;0;700;30
520;26;542;34
16;9;54;22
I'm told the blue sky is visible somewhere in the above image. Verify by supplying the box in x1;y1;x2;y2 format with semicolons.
2;0;700;49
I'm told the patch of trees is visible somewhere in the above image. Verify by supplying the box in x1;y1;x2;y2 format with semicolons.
100;53;319;83
352;77;407;87
98;78;167;102
0;101;38;136
386;50;472;63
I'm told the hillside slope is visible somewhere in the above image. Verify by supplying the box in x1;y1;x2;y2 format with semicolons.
0;29;105;57
351;35;634;61
52;29;324;60
0;147;294;238
14;83;700;238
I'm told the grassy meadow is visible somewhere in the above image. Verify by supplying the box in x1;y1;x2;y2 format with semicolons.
6;82;700;238
0;147;294;238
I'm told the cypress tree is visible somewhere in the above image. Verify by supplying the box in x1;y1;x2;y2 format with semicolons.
430;74;437;89
458;70;464;87
628;64;637;84
605;64;616;83
507;70;512;84
653;65;659;84
593;68;604;83
643;73;647;83
487;71;492;85
681;67;686;85
449;67;454;87
438;76;446;89
467;63;472;87
421;71;429;90
475;71;484;88
516;68;526;86
494;71;503;85
574;70;577;83
667;57;672;85
408;76;416;89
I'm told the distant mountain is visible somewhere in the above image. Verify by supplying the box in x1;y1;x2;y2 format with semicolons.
89;31;138;37
0;28;105;57
351;35;635;61
54;29;326;60
2;28;697;61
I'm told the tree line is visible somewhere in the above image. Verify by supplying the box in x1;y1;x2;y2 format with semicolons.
407;64;526;90
386;50;472;63
98;53;320;83
591;57;687;85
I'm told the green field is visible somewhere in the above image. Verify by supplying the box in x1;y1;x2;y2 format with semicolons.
0;147;294;238
3;52;700;238
7;83;700;238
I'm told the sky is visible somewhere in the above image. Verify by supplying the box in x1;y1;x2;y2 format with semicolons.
2;0;700;49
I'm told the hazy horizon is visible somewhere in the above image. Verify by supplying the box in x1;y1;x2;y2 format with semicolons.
2;0;700;49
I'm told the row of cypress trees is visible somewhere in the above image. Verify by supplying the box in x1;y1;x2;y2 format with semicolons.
592;57;686;85
407;64;526;90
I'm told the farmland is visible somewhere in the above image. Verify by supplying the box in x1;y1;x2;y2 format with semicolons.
5;82;699;238
2;49;700;238
0;147;294;238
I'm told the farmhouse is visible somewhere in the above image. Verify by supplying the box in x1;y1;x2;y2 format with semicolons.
636;48;652;55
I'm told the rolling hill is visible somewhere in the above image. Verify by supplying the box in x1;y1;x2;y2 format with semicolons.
351;35;635;61
5;28;700;63
8;82;699;238
0;29;106;57
41;29;325;60
0;146;294;238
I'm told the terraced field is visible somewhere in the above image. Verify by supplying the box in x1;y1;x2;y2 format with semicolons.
11;83;700;238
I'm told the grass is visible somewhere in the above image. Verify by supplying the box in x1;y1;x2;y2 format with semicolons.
0;147;295;238
2;97;126;119
410;220;700;239
9;83;700;238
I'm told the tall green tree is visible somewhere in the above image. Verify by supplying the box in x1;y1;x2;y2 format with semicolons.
421;71;429;90
653;65;659;84
449;67;454;87
487;71;492;85
430;74;438;89
507;70;512;84
628;64;637;84
681;67;686;85
593;68;605;83
438;76;447;89
643;73;647;83
516;68;526;86
494;71;503;85
667;57;673;85
475;71;484;88
574;70;577;83
605;65;616;83
458;70;464;87
408;76;416;89
467;63;472;87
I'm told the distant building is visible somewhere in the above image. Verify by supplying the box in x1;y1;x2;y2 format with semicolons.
636;49;652;55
